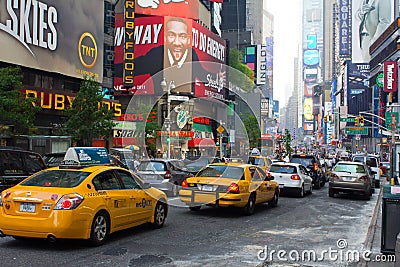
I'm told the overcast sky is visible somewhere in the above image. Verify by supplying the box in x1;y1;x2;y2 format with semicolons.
265;0;301;107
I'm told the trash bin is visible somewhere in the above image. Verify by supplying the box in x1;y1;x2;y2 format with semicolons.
381;184;400;254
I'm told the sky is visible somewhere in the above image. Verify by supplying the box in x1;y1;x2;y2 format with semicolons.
265;0;302;107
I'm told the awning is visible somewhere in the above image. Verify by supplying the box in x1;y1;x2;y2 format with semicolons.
188;138;215;147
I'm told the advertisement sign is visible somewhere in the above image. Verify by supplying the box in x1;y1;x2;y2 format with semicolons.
266;37;274;93
244;46;256;70
339;0;351;57
124;0;135;87
347;63;370;94
384;61;397;92
135;0;199;20
0;0;104;82
304;68;318;83
352;0;394;62
304;122;314;131
261;98;269;115
307;34;317;49
304;97;314;121
114;15;226;98
304;84;313;97
303;49;319;66
256;44;267;85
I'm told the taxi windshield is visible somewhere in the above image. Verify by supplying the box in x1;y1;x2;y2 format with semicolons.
196;165;244;179
21;170;90;188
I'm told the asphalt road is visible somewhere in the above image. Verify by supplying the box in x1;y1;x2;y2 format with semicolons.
0;185;379;267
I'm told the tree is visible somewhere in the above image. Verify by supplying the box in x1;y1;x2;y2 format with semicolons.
63;75;116;146
0;66;41;134
241;112;261;149
228;48;255;92
282;129;293;157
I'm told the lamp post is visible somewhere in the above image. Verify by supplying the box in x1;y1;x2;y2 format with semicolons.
161;78;175;159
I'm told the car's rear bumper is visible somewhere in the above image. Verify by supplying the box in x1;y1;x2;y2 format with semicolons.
0;208;92;239
179;189;248;208
329;182;369;193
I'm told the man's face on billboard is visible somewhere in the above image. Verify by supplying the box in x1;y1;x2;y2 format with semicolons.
165;19;190;61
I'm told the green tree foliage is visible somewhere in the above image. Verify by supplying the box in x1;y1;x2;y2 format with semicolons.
228;48;255;91
63;75;116;146
0;66;41;134
282;129;293;157
241;112;261;149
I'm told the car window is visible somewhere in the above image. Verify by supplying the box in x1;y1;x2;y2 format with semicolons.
137;161;166;171
366;157;378;167
353;156;364;163
270;165;296;174
92;171;122;190
0;151;25;175
290;157;314;168
21;170;90;188
197;165;244;180
333;164;366;174
248;157;265;166
116;169;141;189
251;168;262;181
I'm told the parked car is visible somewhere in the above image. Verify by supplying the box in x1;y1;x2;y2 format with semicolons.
109;148;134;167
0;147;167;246
43;152;66;167
136;159;193;196
352;154;381;188
328;161;374;200
0;147;47;192
179;162;279;215
269;163;313;197
290;154;325;189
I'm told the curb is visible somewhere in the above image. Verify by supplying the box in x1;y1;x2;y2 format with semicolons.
357;184;384;267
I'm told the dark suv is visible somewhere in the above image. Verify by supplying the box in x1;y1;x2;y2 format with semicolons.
290;154;325;189
0;147;47;191
136;159;193;196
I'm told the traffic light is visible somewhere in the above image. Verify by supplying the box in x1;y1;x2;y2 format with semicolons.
355;116;360;126
359;116;365;126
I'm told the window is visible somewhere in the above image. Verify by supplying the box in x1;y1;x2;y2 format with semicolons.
116;170;141;189
21;170;89;188
251;168;262;181
92;171;122;190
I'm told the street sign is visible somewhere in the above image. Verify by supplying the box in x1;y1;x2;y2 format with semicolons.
385;112;399;128
340;117;356;122
345;127;368;135
217;125;225;134
169;95;190;102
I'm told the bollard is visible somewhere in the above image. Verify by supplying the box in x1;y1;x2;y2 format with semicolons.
395;233;400;267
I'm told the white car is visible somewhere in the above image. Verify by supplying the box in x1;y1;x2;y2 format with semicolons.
269;163;313;197
352;154;381;188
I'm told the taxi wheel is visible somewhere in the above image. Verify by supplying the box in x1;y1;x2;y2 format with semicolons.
153;201;167;229
243;193;256;215
88;212;109;246
268;190;279;208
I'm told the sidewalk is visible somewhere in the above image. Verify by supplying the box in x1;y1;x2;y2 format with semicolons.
358;179;398;267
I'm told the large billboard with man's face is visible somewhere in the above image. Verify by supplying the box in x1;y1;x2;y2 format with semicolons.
0;0;104;81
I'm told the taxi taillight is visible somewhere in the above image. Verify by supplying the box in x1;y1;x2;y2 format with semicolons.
182;179;188;188
313;163;318;171
228;183;239;193
54;193;84;210
291;174;301;180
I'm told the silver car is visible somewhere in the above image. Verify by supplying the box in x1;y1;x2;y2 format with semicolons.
329;161;374;200
269;163;313;197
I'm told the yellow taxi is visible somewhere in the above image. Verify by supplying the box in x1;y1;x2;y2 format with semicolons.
248;155;272;172
0;147;168;246
179;162;279;215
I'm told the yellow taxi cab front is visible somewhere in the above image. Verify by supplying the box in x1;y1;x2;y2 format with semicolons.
179;162;279;215
0;147;168;246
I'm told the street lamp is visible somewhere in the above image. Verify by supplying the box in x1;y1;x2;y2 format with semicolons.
161;78;175;159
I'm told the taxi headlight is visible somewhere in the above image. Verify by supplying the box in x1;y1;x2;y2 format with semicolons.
54;193;84;210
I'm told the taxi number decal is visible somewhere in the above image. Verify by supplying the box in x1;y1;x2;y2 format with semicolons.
136;198;152;208
86;191;107;197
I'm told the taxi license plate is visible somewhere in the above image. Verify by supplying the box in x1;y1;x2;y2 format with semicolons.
20;202;36;213
202;185;215;192
342;177;354;181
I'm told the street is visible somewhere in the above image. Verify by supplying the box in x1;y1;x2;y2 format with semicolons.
0;186;383;267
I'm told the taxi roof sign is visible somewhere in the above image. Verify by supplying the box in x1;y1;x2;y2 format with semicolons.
61;147;110;167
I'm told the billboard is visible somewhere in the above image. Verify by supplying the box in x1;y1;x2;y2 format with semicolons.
339;0;351;57
304;97;314;121
304;84;313;97
114;15;226;98
266;37;273;93
135;0;199;20
0;0;104;81
304;68;318;83
347;63;370;95
307;34;317;49
244;46;256;71
383;61;397;92
303;49;319;66
352;0;394;62
256;44;267;85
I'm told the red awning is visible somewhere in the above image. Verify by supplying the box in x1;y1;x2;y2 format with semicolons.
188;138;215;147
